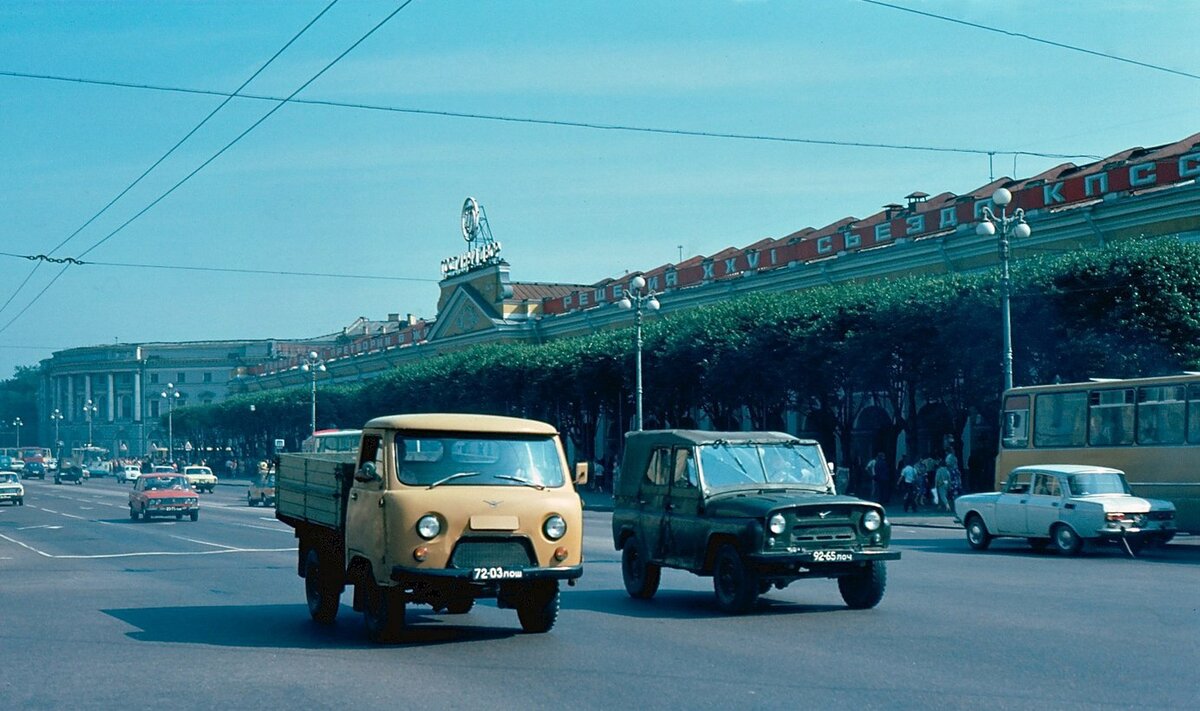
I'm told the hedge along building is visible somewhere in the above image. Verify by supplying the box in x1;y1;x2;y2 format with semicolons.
233;133;1200;471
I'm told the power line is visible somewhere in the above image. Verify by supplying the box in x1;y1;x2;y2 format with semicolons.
0;250;438;282
0;0;340;321
0;68;1101;162
860;0;1200;82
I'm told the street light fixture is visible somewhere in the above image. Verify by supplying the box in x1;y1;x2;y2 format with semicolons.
300;351;326;436
617;275;660;432
976;187;1032;393
83;399;98;447
49;408;63;461
160;384;181;463
12;417;23;448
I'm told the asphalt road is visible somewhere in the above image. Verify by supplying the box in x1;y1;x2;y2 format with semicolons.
1;477;1196;710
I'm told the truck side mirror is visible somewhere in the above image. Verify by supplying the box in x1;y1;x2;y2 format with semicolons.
354;461;380;483
574;462;589;486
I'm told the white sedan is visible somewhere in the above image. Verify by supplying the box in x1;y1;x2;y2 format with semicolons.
116;464;142;484
954;464;1176;555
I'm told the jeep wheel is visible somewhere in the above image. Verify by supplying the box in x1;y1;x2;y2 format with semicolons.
1052;524;1083;556
621;537;661;600
965;515;992;551
712;544;758;614
838;560;887;609
304;548;341;624
516;580;560;633
363;576;405;643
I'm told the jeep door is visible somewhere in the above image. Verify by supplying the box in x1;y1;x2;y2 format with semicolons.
634;447;672;563
662;447;705;570
345;433;389;577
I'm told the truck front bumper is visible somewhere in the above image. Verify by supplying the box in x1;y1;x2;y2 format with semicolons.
391;564;583;584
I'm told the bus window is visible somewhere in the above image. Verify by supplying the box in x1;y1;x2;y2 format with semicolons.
1033;391;1087;448
1137;386;1185;445
1088;389;1134;447
1002;395;1029;448
1188;384;1200;444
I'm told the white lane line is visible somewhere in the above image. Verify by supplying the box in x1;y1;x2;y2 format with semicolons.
17;525;62;531
170;535;240;550
0;532;294;559
231;522;291;533
39;508;58;514
61;513;85;520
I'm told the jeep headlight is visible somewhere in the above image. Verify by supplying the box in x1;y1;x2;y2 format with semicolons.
862;510;882;532
543;514;567;541
768;513;787;535
416;514;441;540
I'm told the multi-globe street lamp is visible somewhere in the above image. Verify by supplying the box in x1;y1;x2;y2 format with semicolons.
49;408;64;460
12;417;23;448
617;275;660;432
976;187;1032;393
82;399;98;447
161;383;180;463
300;351;326;436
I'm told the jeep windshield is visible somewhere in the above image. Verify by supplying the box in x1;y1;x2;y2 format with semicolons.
699;441;828;492
394;434;565;488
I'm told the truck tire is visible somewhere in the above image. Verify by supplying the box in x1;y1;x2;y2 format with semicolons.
304;548;341;624
363;576;405;643
621;536;661;600
516;580;560;633
838;560;887;609
712;544;759;614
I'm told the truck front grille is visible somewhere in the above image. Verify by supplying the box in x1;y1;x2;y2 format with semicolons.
449;538;536;569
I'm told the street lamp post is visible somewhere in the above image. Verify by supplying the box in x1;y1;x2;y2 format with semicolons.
83;399;98;447
12;417;23;448
301;351;326;436
49;408;63;461
161;383;180;463
976;187;1032;393
617;275;660;432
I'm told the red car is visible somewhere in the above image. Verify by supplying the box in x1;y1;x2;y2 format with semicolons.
129;474;199;521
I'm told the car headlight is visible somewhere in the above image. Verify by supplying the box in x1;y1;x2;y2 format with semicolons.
188;498;198;505
416;514;441;540
862;510;882;532
543;514;567;540
768;513;787;535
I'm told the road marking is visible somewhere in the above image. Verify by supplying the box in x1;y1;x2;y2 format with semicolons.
0;532;294;559
61;513;85;520
231;521;291;532
39;508;58;514
170;535;241;550
17;525;62;531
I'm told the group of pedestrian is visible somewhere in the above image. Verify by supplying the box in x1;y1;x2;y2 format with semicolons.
895;449;963;512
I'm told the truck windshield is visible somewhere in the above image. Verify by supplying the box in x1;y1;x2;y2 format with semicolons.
394;434;565;488
698;441;828;491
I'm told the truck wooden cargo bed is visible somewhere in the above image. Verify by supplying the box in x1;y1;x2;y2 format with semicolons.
275;453;352;531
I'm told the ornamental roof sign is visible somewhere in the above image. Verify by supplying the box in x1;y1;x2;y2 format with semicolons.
442;197;503;278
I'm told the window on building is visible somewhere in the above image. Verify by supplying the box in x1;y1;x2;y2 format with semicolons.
149;373;159;384
177;372;186;383
203;372;212;383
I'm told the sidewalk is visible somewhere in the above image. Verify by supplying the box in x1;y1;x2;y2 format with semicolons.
578;488;959;530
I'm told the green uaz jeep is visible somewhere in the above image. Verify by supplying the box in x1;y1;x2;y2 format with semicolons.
611;430;900;614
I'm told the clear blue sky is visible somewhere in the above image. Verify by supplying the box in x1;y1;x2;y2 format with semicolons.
2;0;1198;378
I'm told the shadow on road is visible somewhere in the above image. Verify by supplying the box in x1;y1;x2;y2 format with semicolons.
562;588;846;619
103;604;523;648
897;538;1200;565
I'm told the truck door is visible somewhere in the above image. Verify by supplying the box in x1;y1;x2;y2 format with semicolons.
636;448;672;562
345;433;388;578
663;447;704;569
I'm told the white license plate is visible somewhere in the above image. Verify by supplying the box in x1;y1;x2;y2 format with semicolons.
811;550;853;562
471;567;524;581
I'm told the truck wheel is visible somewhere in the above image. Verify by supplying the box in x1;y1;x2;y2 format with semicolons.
445;599;475;615
1052;524;1083;556
363;576;405;643
838;560;887;609
965;515;992;551
247;494;255;506
516;580;560;633
712;544;758;614
303;548;340;624
621;536;661;600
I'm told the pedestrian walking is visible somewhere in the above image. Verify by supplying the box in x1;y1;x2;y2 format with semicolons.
897;457;918;512
935;463;952;512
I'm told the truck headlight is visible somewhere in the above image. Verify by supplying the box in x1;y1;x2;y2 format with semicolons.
543;514;567;540
416;514;441;540
768;513;787;535
862;510;882;532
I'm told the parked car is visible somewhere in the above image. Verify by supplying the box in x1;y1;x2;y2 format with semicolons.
247;473;275;507
55;463;86;485
182;465;218;493
129;474;199;521
116;464;142;484
0;472;24;506
954;464;1177;555
22;461;46;480
612;430;900;614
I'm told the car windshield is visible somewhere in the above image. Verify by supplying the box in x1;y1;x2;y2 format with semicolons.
0;473;17;484
1067;472;1132;496
394;434;565;488
698;441;828;491
144;476;189;490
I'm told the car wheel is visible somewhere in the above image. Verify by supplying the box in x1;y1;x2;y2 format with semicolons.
17;498;23;506
621;536;661;600
516;580;560;634
304;547;341;624
965;515;992;551
712;543;759;614
838;560;888;609
129;506;139;521
247;494;255;507
190;510;199;522
362;575;405;643
1028;538;1050;552
175;513;183;520
1052;524;1083;556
